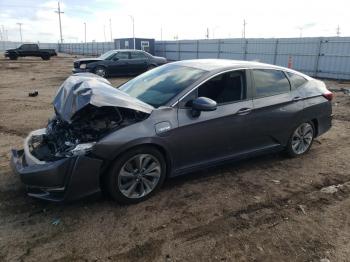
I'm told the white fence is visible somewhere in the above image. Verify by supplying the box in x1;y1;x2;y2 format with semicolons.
155;37;350;80
2;37;350;80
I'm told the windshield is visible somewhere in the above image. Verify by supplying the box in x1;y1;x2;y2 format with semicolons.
99;50;116;60
119;64;207;107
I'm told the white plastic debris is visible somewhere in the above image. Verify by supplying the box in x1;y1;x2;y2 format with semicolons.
320;184;342;194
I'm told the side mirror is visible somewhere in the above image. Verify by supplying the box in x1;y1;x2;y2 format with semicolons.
112;57;119;61
191;97;217;117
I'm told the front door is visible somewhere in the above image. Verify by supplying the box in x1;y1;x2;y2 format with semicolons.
108;51;130;75
170;70;256;172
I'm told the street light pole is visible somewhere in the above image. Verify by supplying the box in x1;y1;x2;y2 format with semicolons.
16;23;23;43
129;15;135;49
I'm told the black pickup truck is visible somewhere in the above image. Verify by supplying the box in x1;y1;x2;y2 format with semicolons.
4;44;57;60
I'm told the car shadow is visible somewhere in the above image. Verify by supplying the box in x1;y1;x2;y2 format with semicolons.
162;152;285;190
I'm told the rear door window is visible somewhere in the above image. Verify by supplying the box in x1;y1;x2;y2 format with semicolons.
252;69;291;98
130;52;148;59
114;52;129;60
286;72;307;88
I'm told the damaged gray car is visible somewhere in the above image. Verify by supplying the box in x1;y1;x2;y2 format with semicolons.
11;60;333;204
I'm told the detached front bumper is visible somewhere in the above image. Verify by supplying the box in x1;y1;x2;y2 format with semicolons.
11;133;103;202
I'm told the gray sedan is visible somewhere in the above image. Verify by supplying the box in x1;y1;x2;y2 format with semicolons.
11;59;333;204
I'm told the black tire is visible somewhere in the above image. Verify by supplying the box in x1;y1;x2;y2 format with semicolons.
42;56;50;60
105;146;166;204
286;121;315;157
147;64;157;71
94;66;107;77
9;54;18;60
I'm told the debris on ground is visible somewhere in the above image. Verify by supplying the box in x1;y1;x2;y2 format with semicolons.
320;184;343;194
298;204;307;215
239;213;250;220
328;87;350;95
271;179;281;184
28;90;39;97
52;218;61;226
340;88;350;95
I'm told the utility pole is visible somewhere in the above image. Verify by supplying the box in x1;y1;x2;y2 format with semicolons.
242;19;247;39
16;23;23;43
160;26;163;41
104;25;106;42
297;26;303;37
129;15;135;49
336;25;341;37
55;2;64;43
84;22;86;43
109;18;113;42
206;28;209;39
0;25;3;41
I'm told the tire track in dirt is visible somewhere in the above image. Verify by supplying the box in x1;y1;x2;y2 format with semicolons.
0;125;27;137
173;176;350;243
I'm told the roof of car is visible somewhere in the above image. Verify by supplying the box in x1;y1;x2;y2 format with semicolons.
171;59;310;78
112;49;144;52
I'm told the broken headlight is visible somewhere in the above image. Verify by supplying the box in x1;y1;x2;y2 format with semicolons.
69;142;96;156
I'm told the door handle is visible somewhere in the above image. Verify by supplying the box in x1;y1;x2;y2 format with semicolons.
293;96;302;101
236;108;252;115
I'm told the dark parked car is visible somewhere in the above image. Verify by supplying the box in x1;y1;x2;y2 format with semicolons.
4;44;57;60
72;49;167;77
11;60;333;204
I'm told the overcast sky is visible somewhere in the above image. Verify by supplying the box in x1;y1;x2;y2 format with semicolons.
0;0;349;43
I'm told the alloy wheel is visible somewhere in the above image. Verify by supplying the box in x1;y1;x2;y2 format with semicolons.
95;67;106;77
291;123;314;155
117;154;161;199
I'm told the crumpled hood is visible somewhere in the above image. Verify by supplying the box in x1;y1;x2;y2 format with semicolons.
53;73;154;123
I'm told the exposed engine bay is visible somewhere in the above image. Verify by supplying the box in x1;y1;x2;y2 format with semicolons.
29;106;147;161
26;73;153;162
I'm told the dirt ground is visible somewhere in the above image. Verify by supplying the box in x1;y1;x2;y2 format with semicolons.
0;54;349;262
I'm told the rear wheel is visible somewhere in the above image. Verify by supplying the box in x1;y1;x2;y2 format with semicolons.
105;146;166;204
286;122;315;157
41;54;50;60
94;66;107;77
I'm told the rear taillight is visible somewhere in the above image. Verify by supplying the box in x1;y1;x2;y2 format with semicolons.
323;91;334;101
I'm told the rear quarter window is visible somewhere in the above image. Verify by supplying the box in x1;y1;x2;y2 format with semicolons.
286;72;308;88
252;69;291;98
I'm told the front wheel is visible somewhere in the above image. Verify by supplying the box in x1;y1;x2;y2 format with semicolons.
94;66;107;77
105;146;166;204
9;54;18;60
286;122;315;157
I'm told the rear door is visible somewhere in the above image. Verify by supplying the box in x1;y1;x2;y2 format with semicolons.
250;69;304;149
129;51;149;74
171;70;256;171
108;51;130;75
